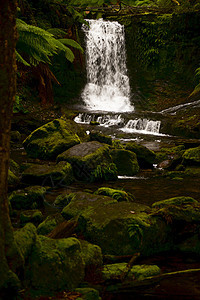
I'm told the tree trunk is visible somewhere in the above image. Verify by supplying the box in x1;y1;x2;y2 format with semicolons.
0;0;23;295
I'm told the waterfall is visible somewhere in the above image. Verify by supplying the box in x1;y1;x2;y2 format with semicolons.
82;19;133;112
120;118;161;135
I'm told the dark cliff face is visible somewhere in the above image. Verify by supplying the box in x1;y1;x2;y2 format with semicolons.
108;12;200;111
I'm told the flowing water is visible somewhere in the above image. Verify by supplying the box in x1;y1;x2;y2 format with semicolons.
81;19;133;112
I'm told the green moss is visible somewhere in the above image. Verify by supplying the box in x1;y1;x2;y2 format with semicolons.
74;288;101;300
9;186;46;210
89;131;112;145
54;193;74;208
57;141;113;181
110;149;140;176
24;236;85;291
79;240;103;269
125;142;156;168
23;118;81;160
152;196;198;209
101;263;161;281
37;213;65;235
183;146;200;165
8;170;19;186
20;210;43;225
95;187;133;202
91;163;118;182
14;223;37;259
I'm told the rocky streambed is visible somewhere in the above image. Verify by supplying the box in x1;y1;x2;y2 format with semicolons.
9;112;200;299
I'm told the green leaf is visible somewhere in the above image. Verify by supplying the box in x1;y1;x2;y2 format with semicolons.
58;38;84;53
15;50;30;66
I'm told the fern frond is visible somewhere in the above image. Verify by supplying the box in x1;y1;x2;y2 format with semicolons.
189;82;200;97
58;38;84;53
15;49;30;66
53;39;75;62
46;28;67;38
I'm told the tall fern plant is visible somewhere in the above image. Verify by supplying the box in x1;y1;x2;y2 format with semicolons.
16;19;84;105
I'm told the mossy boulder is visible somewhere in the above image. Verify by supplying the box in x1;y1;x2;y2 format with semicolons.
53;193;74;208
10;130;21;142
57;141;113;181
61;192;172;256
90;131;112;145
80;240;103;270
94;187;133;202
182;146;200;166
14;223;37;260
20;210;43;226
24;236;85;291
74;288;101;300
23;119;81;160
22;161;74;186
125;142;156;168
152;196;200;223
8;169;20;187
9;186;46;210
100;263;161;281
37;213;65;235
110;149;139;176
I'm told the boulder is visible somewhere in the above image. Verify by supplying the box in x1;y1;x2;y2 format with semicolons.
53;193;74;208
22;161;74;186
57;141;115;181
37;213;65;235
24;236;85;291
89;131;112;145
182;146;200;166
23;119;81;160
20;210;43;226
95;187;133;202
80;239;103;270
14;223;37;260
110;149;139;176
125;142;156;168
100;263;161;281
74;288;101;300
61;193;200;256
9;186;46;210
8;169;20;187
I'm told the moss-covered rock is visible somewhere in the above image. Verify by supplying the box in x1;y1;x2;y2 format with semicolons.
23;119;81;160
101;263;161;281
24;236;85;291
125;142;156;168
80;240;103;269
54;193;75;208
75;288;101;300
110;149;139;176
57;141;113;181
20;210;43;226
89;131;112;145
61;192;170;256
182;146;200;166
152;196;199;209
14;223;37;260
37;213;65;235
10;130;21;142
8;169;20;187
94;187;132;202
22;161;74;186
9;186;46;210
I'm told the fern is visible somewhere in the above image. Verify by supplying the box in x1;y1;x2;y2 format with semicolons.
190;67;200;97
16;18;83;66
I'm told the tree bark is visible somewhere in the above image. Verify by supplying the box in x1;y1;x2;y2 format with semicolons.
0;0;22;295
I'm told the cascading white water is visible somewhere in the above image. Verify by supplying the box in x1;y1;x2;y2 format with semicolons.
120;118;161;135
82;19;133;112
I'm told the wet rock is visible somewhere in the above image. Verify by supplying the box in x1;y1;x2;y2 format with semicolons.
22;161;74;186
9;186;46;210
37;213;65;235
125;142;156;168
54;193;74;208
24;236;85;291
20;210;43;226
23;119;81;160
110;149;139;176
57;141;114;181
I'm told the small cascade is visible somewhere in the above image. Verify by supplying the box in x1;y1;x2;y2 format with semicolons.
121;118;161;135
82;19;133;112
74;113;162;135
160;99;200;114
